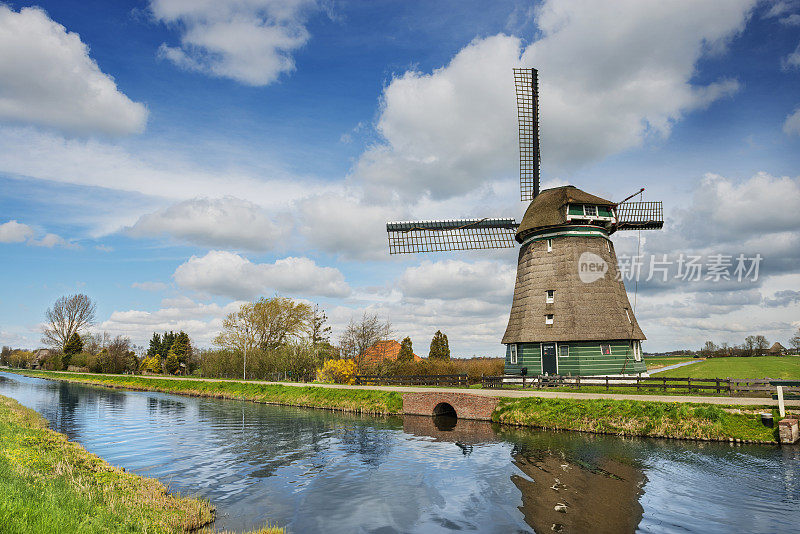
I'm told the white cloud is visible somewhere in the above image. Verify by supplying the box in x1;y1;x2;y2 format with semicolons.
784;42;800;69
0;5;147;136
127;197;291;250
151;0;316;86
355;0;754;201
784;107;800;135
399;260;515;303
173;250;351;299
132;281;169;291
0;219;72;248
31;233;74;248
0;220;34;243
781;13;800;25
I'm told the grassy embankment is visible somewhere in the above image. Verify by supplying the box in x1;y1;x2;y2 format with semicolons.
493;396;781;443
13;370;403;414
657;355;800;379
0;394;214;533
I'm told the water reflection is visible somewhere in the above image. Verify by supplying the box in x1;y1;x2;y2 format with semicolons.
0;371;798;534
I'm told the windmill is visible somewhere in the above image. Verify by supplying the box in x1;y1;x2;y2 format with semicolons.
385;68;664;377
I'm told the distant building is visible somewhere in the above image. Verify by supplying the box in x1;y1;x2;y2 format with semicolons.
768;342;787;356
31;349;51;370
361;340;422;365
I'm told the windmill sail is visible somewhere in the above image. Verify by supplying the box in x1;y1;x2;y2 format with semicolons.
387;218;518;254
514;68;540;201
615;201;664;230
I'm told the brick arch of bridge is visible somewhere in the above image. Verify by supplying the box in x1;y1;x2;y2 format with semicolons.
402;392;499;421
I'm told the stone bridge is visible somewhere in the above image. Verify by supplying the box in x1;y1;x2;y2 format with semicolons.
402;392;499;421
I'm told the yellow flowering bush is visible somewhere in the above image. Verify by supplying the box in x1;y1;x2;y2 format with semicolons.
317;358;357;384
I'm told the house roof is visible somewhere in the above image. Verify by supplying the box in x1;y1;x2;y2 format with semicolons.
769;342;786;352
361;340;422;363
516;186;615;242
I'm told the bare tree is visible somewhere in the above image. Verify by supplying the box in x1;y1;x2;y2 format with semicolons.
214;302;259;379
41;294;96;351
339;312;392;371
790;328;800;353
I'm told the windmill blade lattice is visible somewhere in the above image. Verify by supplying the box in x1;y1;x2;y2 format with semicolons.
387;218;518;254
615;201;664;231
514;68;540;201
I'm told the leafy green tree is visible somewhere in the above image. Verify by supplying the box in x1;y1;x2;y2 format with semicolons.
171;332;192;371
62;332;84;369
146;333;161;357
160;332;177;360
429;330;450;360
165;350;180;375
398;337;414;362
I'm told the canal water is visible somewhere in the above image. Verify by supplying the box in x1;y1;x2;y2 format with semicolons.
1;372;798;533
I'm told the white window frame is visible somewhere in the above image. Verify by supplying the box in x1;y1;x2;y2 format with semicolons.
559;344;569;358
583;205;598;217
510;344;518;364
547;239;553;252
601;343;611;355
606;240;611;253
633;341;642;362
545;314;554;325
546;290;554;304
625;308;632;324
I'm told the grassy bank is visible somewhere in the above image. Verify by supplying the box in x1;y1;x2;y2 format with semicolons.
644;356;697;370
493;397;780;443
657;355;800;379
12;370;403;414
0;394;213;533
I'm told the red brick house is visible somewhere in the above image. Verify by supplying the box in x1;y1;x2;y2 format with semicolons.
361;340;422;364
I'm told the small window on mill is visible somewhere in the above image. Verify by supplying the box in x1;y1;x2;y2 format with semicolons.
546;290;554;303
583;205;598;217
547;239;553;252
546;314;554;325
559;345;569;358
510;344;518;364
601;344;611;355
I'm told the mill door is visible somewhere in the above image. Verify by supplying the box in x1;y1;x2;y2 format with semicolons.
541;343;557;375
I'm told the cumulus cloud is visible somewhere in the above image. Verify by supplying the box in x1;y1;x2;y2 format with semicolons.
784;42;800;69
0;220;73;248
127;197;290;250
784;108;800;135
0;220;34;243
0;5;147;136
764;289;800;307
399;260;515;303
151;0;316;86
672;172;800;245
173;250;350;299
355;0;754;201
100;298;243;346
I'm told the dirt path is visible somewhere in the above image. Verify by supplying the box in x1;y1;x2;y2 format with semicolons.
25;370;799;407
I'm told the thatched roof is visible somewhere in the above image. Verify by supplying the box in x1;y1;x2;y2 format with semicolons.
502;235;645;343
516;186;615;243
768;342;786;353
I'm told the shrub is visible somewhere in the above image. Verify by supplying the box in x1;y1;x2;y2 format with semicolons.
317;358;357;384
139;355;162;374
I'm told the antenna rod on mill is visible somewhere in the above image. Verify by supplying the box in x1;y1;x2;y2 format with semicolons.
617;187;645;205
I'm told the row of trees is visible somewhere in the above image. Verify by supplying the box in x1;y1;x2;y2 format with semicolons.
699;330;800;357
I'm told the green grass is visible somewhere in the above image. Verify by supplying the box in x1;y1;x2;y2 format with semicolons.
657;356;800;380
0;394;214;533
493;396;781;442
13;370;403;415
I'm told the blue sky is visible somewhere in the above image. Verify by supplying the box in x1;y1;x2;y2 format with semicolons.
1;0;799;355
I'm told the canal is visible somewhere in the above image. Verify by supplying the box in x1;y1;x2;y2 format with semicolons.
1;371;798;533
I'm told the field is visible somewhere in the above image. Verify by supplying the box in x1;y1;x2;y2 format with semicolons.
0;394;214;533
657;356;800;380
